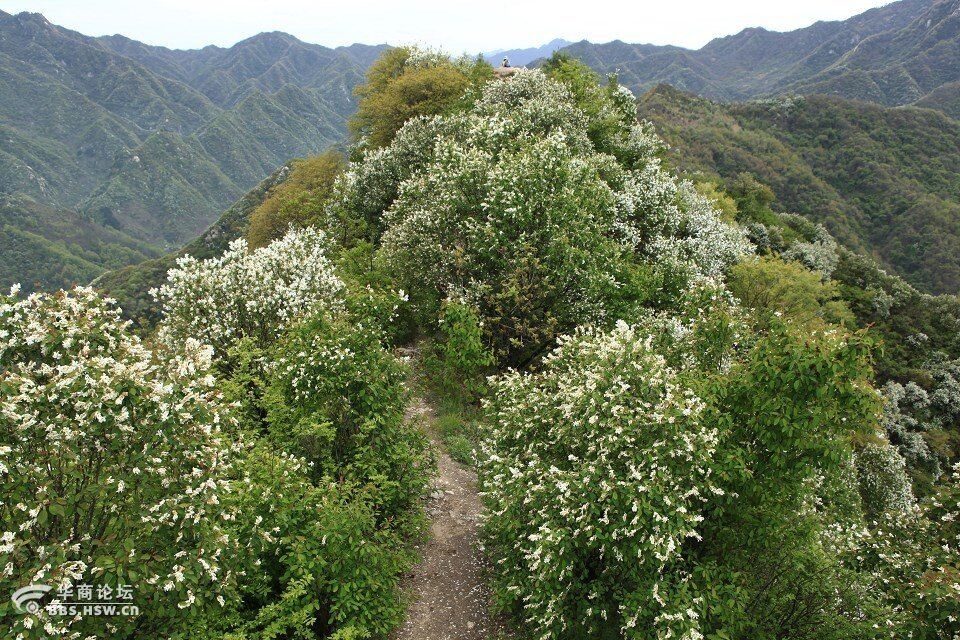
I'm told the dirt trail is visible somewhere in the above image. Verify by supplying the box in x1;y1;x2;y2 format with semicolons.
393;392;506;640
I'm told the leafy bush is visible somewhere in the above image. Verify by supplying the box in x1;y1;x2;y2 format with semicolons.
424;300;493;401
727;255;853;326
218;314;432;638
0;287;242;638
221;443;420;639
480;300;903;638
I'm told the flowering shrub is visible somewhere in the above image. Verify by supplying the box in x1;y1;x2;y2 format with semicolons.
479;320;720;639
379;125;623;366
840;463;960;638
613;165;751;281
853;441;916;519
0;287;241;638
346;69;749;366
480;307;907;638
154;227;345;358
880;380;943;482
774;214;840;277
263;314;433;523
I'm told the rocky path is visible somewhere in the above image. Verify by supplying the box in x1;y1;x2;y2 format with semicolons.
393;392;506;640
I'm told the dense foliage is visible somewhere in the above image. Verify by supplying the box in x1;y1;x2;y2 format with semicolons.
0;287;242;638
478;301;922;638
637;84;960;295
2;223;431;638
6;40;960;640
0;195;161;294
246;152;346;249
337;62;747;367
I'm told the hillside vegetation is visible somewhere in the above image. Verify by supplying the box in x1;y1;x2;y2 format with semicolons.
0;10;382;249
0;195;161;292
637;84;960;294
4;47;959;640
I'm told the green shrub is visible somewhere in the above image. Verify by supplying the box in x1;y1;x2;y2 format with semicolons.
223;442;417;638
480;302;901;638
264;314;433;523
425;300;493;400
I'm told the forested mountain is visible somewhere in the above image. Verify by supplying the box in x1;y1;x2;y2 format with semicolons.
635;85;960;294
0;194;160;293
0;10;383;256
555;0;960;113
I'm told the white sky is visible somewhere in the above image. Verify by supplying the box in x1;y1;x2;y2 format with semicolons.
0;0;891;53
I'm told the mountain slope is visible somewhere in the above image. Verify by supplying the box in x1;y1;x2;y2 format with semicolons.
0;10;383;253
80;131;243;244
558;0;960;112
637;84;960;294
0;194;161;293
94;164;293;326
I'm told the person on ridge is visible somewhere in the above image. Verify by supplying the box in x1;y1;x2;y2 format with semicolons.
502;56;510;68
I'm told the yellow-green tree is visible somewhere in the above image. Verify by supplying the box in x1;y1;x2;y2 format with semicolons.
246;151;345;248
728;255;854;326
350;47;491;149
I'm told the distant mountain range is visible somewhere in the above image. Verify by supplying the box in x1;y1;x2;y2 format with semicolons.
484;39;572;67
0;9;383;290
554;0;960;112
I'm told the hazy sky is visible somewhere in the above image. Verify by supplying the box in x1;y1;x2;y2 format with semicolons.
0;0;891;53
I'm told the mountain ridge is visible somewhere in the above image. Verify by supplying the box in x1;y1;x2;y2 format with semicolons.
552;0;960;111
0;10;384;252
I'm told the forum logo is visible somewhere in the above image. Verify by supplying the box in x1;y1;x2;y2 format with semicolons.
10;582;139;617
11;584;52;614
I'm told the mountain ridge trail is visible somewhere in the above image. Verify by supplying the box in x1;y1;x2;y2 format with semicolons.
393;363;507;640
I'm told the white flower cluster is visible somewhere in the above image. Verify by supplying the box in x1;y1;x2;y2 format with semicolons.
0;287;240;638
343;70;750;287
479;319;721;639
854;440;916;519
154;227;345;356
880;380;942;479
829;462;960;636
